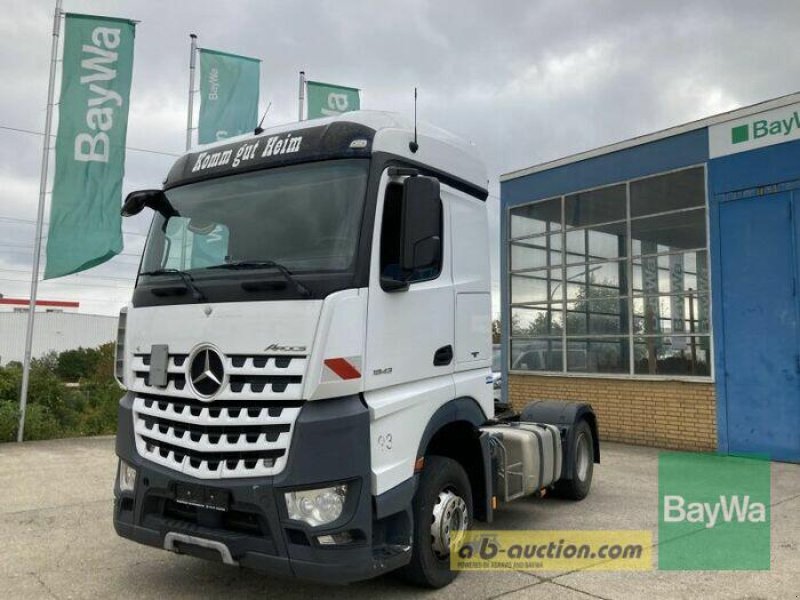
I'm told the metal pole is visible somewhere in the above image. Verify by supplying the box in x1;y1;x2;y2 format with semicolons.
18;0;63;443
298;71;305;121
186;33;198;151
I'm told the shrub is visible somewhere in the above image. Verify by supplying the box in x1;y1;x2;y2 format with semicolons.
0;401;18;443
0;342;121;443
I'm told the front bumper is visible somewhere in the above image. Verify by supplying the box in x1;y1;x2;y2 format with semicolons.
114;393;412;584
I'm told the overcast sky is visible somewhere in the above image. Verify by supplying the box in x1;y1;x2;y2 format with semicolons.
2;0;799;317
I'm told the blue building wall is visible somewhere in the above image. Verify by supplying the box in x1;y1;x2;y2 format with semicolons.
502;128;800;461
707;139;800;460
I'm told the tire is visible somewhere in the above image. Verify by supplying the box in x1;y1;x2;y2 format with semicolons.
554;420;594;501
399;455;472;588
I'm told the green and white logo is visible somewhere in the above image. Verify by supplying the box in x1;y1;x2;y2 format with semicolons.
306;80;360;120
709;101;800;157
658;452;770;570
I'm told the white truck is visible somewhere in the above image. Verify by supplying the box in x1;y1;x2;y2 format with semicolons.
112;111;599;588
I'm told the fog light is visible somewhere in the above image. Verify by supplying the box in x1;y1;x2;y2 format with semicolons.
118;460;137;493
317;531;354;546
284;484;347;527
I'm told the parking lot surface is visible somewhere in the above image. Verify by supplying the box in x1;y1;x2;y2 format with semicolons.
1;436;798;599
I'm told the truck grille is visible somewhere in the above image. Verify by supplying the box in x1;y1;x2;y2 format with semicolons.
130;351;306;479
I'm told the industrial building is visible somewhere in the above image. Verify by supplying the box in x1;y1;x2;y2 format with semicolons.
501;92;800;462
0;311;117;365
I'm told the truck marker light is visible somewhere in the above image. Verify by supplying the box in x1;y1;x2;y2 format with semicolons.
414;457;425;472
317;531;355;545
323;357;361;380
118;460;137;493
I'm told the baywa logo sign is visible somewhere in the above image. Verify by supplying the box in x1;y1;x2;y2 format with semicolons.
658;452;770;570
730;111;800;145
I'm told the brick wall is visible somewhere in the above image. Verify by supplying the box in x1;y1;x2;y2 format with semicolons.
508;374;716;451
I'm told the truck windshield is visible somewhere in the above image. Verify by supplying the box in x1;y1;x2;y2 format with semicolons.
138;160;369;292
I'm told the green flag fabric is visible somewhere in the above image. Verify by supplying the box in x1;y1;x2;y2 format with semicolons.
198;49;260;144
306;80;360;119
45;14;135;280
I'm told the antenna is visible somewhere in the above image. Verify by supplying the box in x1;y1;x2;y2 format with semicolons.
409;87;419;153
254;101;272;135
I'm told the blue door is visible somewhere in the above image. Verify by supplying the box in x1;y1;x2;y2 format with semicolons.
718;189;800;461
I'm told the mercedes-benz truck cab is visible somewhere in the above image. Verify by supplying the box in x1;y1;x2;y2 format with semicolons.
113;111;599;588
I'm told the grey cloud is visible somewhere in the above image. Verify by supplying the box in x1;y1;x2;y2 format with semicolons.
2;0;799;315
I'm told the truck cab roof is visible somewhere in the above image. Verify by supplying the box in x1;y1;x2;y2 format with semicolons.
164;110;488;199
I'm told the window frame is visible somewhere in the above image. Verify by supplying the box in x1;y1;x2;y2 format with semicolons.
507;163;713;382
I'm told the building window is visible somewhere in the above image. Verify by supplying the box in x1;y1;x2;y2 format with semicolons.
508;165;710;378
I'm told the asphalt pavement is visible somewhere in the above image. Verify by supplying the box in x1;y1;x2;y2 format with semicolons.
1;436;798;599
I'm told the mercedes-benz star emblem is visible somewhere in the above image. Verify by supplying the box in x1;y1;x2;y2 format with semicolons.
189;347;225;399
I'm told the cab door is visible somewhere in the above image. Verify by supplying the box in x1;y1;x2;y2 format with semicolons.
363;168;456;495
365;169;455;389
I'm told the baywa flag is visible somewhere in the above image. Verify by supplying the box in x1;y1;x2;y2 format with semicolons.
306;80;360;119
45;14;136;279
198;49;260;144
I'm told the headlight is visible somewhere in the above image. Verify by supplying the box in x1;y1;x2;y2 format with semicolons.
284;484;348;527
118;459;137;493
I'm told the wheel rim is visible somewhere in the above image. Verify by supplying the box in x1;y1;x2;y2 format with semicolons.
575;432;591;482
430;488;468;558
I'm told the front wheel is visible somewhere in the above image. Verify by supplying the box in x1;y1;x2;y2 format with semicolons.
554;419;594;500
400;455;472;588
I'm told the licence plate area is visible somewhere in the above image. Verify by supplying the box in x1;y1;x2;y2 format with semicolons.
174;483;230;512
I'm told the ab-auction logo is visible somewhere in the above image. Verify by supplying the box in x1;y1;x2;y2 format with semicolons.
658;452;770;570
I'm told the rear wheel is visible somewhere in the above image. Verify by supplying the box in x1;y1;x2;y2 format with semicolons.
555;420;594;500
400;455;472;588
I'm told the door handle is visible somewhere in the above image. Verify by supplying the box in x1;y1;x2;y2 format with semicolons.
433;345;453;366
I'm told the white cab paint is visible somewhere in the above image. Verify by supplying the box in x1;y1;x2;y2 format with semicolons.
364;169;492;495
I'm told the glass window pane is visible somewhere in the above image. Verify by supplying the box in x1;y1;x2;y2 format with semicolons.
632;251;708;295
511;304;564;336
633;293;710;335
510;198;561;238
565;184;626;228
510;338;563;372
510;235;562;270
565;221;627;263
630;167;705;218
631;208;706;255
566;261;627;300
567;298;629;335
566;338;629;374
511;270;561;304
634;336;711;376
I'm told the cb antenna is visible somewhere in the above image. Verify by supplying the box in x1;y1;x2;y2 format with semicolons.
409;87;419;153
254;101;272;135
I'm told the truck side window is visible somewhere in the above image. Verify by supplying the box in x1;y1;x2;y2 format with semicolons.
380;180;443;284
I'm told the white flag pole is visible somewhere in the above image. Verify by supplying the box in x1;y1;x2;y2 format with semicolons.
185;33;198;151
298;70;305;121
18;0;63;443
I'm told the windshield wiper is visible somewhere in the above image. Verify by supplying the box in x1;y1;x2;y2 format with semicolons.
140;268;207;302
209;260;312;298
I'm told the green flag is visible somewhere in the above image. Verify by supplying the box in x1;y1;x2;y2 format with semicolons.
306;80;360;119
198;49;260;144
45;14;136;280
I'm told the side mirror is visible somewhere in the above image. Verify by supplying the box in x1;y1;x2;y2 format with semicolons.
121;189;177;218
400;176;441;272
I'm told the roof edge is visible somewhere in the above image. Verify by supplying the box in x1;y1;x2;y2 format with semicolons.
500;91;800;182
